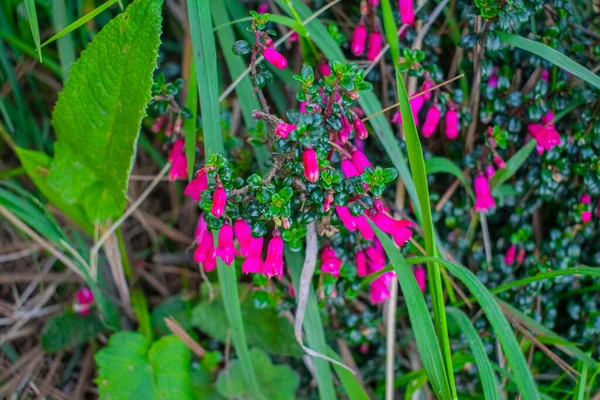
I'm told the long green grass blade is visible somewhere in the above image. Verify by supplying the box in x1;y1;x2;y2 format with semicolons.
183;61;197;181
497;32;600;90
574;359;588;400
489;140;535;191
0;32;62;76
187;0;261;396
23;0;41;62
425;157;474;200
447;307;500;400
380;0;400;64
50;0;76;80
410;256;541;400
326;348;369;400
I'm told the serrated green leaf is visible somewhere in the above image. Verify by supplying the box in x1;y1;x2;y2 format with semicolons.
95;332;193;400
41;311;108;353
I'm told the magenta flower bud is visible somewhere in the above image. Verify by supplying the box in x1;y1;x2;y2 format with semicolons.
485;165;495;178
399;0;415;25
194;214;208;241
242;236;263;274
420;80;435;101
275;122;296;139
234;220;252;257
582;211;592;223
355;251;368;277
351;150;372;174
422;105;441;138
152;115;167;133
351;24;367;56
528;124;561;155
368;0;380;5
580;194;592;204
212;185;227;217
392;220;413;246
341;159;360;178
488;67;499;88
299;101;307;113
504;245;517;265
262;236;285;279
184;170;208;201
393;96;425;125
288;31;299;43
217;224;237;266
473;175;496;213
320;62;331;77
76;287;95;305
493;153;506;169
323;191;334;212
444;109;459;139
262;47;288;69
168;139;188;181
356;215;375;241
353;117;368;140
541;69;550;82
366;246;386;269
302;148;319;183
321;247;342;277
366;31;382;61
541;110;554;126
194;230;216;272
336;206;358;232
516;248;526;265
414;266;426;292
370;273;396;304
257;2;268;13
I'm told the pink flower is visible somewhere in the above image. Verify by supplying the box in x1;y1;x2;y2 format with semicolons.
399;0;415;25
275;123;296;139
168;139;187;181
444;109;459;139
356;214;375;241
152;115;167;133
194;229;217;272
422;105;441;138
368;0;380;5
351;150;372;174
541;110;554;126
414;266;426;292
320;62;331;77
194;214;208;241
505;245;517;265
493;153;506;169
288;31;299;43
351;24;367;56
299;101;307;113
420;79;435;101
75;287;94;315
392;220;413;246
516;248;526;265
368;211;413;246
217;224;236;266
302;148;319;183
242;236;263;274
212;186;227;217
392;96;424;126
336;206;358;231
368;211;396;234
488;67;499;88
323;191;333;212
366;32;382;61
353;117;368;140
321;247;342;277
262;47;288;69
370;272;396;304
373;199;389;213
184;171;208;201
528;124;561;155
341;159;360;178
582;211;592;223
234;220;252;257
580;194;592;204
262;236;285;279
541;69;550;82
485;165;495;178
355;251;368;277
473;175;496;212
257;2;268;13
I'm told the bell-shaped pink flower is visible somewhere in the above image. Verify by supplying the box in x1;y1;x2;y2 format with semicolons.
257;2;268;13
302;148;320;183
422;105;441;138
194;214;208;241
356;214;375;241
341;159;360;178
399;0;415;25
75;287;95;315
355;251;368;277
152;115;167;133
392;220;413;246
275;123;296;139
339;115;353;144
212;185;227;217
242;236;263;274
336;206;358;231
485;165;495;178
366;244;386;271
168;139;187;181
579;193;592;222
370;271;396;304
194;229;216;272
488;66;499;88
351;150;372;174
184;170;208;201
505;245;517;265
321;247;342;277
351;24;367;56
369;0;380;5
320;62;331;77
516;248;526;264
414;266;426;292
262;47;288;69
528;124;561;155
353;117;368;140
420;80;435;101
299;101;307;113
444;109;459;139
541;110;554;125
392;96;424;126
234;220;252;257
580;194;592;204
582;211;592;223
493;153;506;169
473;175;496;212
217;224;236;266
366;32;382;61
262;236;285;279
368;211;395;234
323;191;333;212
541;69;550;82
288;31;299;43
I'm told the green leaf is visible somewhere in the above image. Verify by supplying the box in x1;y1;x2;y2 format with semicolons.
380;0;400;63
95;332;193;400
191;284;303;358
326;348;370;400
41;312;108;353
215;348;299;400
446;308;500;400
191;363;224;399
184;62;198;180
152;295;192;336
497;32;600;90
489;140;535;192
132;289;153;342
425;157;474;200
50;0;77;80
24;0;42;61
19;0;163;222
265;14;308;37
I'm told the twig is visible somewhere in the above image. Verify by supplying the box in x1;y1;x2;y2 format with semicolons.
384;279;398;400
165;317;207;358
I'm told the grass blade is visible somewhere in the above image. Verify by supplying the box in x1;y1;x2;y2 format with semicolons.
380;0;400;65
447;307;500;400
497;32;600;90
23;0;41;61
574;359;588;400
326;348;370;400
50;0;76;80
183;61;197;180
425;157;474;200
489;140;535;191
188;0;261;396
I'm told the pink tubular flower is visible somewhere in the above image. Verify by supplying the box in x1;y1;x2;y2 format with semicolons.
473;175;496;212
194;229;216;272
505;245;517;265
288;31;299;43
493;153;506;169
399;0;415;25
580;194;592;204
373;199;389;213
234;220;252;257
320;62;331;77
152;115;168;133
368;211;396;234
444;109;459;139
528;124;561;155
366;32;382;61
351;150;372;174
366;244;386;270
323;191;334;212
242;236;263;274
581;195;592;223
351;24;367;56
422;105;441;138
75;287;95;315
302;148;320;183
212;185;227;217
257;2;268;13
369;0;380;5
516;248;526;265
392;220;413;246
414;266;426;292
355;251;368;277
275;123;296;139
370;272;396;304
262;47;288;69
299;101;307;113
321;247;343;277
541;69;550;82
217;224;236;266
336;206;358;231
582;211;592;223
168;139;188;181
184;170;208;201
262;236;285;279
341;159;360;178
488;66;499;88
541;110;554;126
485;165;495;178
194;214;208;241
420;80;435;101
353;117;368;140
392;96;424;126
356;214;375;241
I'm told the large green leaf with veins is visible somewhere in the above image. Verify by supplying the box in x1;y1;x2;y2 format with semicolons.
17;0;163;223
95;332;193;400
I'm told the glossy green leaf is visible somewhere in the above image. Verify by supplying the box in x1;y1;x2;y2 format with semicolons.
41;311;108;353
425;157;474;200
489;140;535;192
